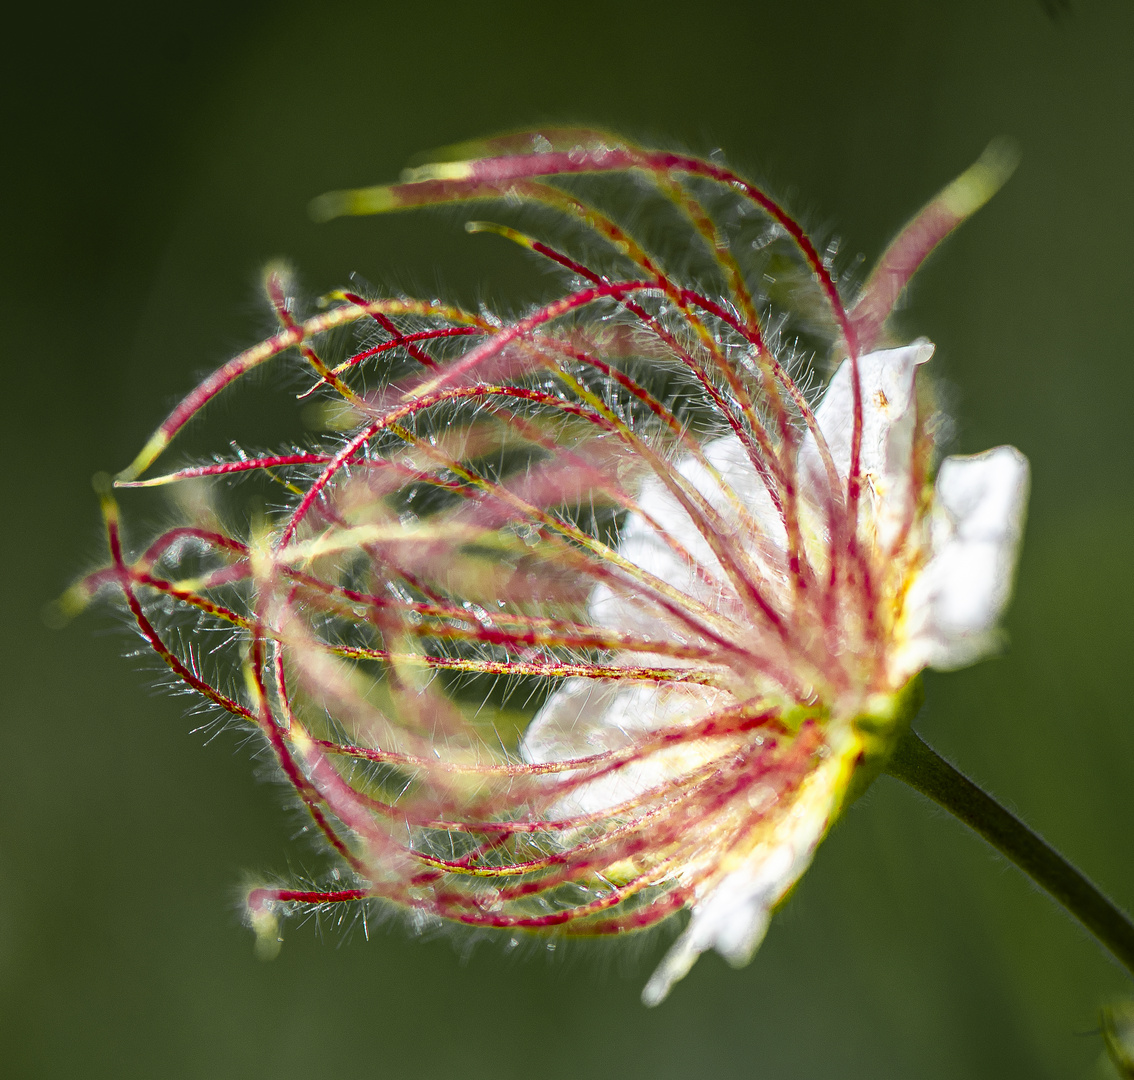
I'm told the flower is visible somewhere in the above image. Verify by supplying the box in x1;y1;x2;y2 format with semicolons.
69;129;1027;1004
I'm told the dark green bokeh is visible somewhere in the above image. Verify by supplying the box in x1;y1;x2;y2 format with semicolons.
3;2;1133;1076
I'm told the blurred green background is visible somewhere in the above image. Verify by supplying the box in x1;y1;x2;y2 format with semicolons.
3;1;1133;1076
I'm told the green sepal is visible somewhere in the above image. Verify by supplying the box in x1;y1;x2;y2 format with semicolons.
843;675;925;809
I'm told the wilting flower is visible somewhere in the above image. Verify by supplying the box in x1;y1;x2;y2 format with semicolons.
68;130;1028;1003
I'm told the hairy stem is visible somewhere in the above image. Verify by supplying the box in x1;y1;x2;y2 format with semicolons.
886;728;1134;978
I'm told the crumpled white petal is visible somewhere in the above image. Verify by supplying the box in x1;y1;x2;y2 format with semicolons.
520;679;727;817
640;738;854;1006
897;445;1029;673
640;859;781;1008
800;340;934;548
588;433;784;633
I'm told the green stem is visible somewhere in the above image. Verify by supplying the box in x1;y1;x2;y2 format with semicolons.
886;727;1134;978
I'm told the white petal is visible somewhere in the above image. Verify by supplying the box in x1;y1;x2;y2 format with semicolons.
808;339;934;478
520;679;726;818
640;739;854;1006
520;677;625;763
800;340;934;547
641;860;779;1007
900;445;1029;672
589;434;785;632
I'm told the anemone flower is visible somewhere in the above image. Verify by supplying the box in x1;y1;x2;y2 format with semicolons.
65;130;1134;1006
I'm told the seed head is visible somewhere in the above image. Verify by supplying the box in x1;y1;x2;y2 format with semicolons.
68;130;1026;1004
